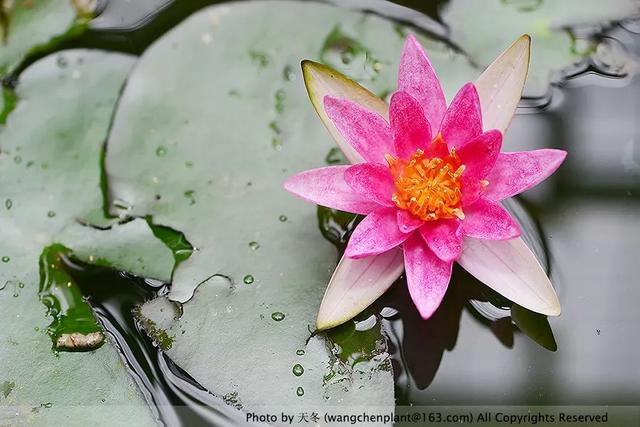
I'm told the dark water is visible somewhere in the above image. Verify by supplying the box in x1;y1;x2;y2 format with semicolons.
14;0;640;424
62;255;246;427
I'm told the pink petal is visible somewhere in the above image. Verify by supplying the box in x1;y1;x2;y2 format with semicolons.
403;234;453;319
397;210;424;233
324;96;393;164
483;149;567;201
439;82;482;149
457;130;502;204
316;248;404;330
389;91;432;159
283;166;380;215
457;130;503;180
397;34;447;131
344;163;395;207
301;60;388;164
475;35;530;134
419;219;463;262
345;208;410;259
457;237;560;316
462;198;521;240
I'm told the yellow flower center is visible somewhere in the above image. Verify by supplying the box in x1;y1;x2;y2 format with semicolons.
386;137;466;221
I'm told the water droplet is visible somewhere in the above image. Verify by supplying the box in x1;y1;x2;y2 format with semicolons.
248;241;260;251
271;312;285;321
34;326;40;332
47;210;56;218
14;155;22;164
243;274;254;285
320;27;382;82
4;199;12;210
18;282;24;289
296;387;304;397
325;147;347;165
283;65;296;81
201;32;212;44
156;146;167;157
13;292;19;298
1;256;9;263
56;55;68;68
296;349;305;356
275;89;286;113
279;215;288;222
272;137;283;151
341;51;353;65
249;50;269;68
41;402;52;409
292;364;304;376
184;190;196;205
269;121;281;134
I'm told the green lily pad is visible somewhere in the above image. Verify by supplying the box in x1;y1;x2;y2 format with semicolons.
105;1;477;414
0;0;93;77
443;0;639;97
0;49;173;424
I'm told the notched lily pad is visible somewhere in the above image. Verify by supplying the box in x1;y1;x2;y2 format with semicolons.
0;49;172;425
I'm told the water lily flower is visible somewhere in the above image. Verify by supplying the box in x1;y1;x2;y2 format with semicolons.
285;34;566;329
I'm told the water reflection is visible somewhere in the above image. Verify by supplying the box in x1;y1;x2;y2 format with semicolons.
64;257;247;427
318;192;559;403
375;263;558;402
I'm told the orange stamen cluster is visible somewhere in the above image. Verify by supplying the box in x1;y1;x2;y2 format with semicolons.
386;144;465;221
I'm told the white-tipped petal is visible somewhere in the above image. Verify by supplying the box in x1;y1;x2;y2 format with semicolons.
475;35;531;134
316;248;404;330
457;237;561;316
302;60;389;164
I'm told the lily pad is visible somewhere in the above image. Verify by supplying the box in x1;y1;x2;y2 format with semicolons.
104;0;474;414
0;50;173;424
0;0;93;76
442;0;640;97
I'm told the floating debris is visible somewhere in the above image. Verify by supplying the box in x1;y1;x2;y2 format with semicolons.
56;331;105;350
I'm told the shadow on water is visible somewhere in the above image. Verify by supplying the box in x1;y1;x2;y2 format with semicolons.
317;190;559;404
